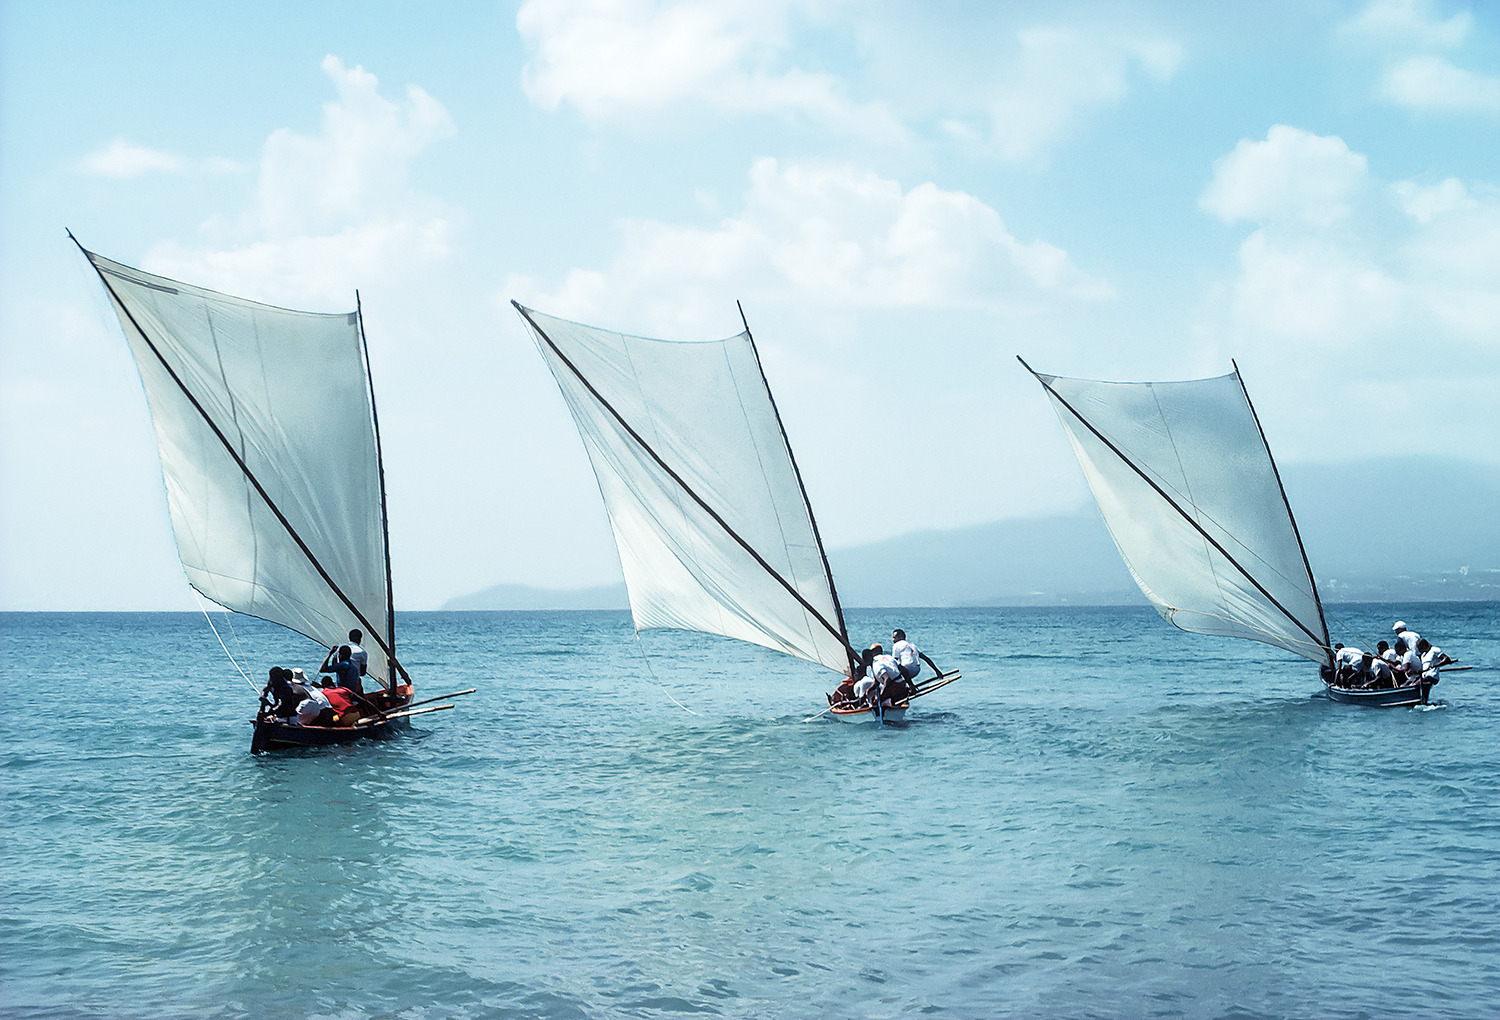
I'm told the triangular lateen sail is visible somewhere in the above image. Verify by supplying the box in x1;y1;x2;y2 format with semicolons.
1026;362;1330;665
516;303;854;676
82;247;398;687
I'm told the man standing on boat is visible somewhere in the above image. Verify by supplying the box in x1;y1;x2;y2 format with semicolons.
321;630;367;682
891;629;941;684
345;629;368;677
1394;621;1421;656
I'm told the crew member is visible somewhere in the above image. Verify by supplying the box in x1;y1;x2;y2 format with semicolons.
891;628;941;683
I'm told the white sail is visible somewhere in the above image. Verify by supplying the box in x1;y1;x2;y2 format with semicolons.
85;249;396;686
517;303;853;675
1029;365;1329;664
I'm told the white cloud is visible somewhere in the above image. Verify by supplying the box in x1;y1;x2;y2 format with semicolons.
79;139;184;178
1202;129;1500;358
1198;127;1500;465
1199;125;1369;228
517;0;903;140
140;55;458;308
1227;231;1403;345
1340;1;1499;114
507;157;1111;330
1393;176;1470;224
253;55;456;238
979;27;1182;163
1381;54;1500;112
1395;179;1500;340
1340;0;1472;49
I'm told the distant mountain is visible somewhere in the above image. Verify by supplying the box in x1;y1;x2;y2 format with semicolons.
442;458;1499;610
1281;457;1500;603
827;512;1140;607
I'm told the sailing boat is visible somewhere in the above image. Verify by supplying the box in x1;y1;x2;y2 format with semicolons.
75;237;457;751
1021;358;1438;707
514;302;959;723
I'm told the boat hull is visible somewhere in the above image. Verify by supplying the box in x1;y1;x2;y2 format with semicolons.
1323;678;1436;707
830;702;909;724
251;685;415;753
251;714;410;752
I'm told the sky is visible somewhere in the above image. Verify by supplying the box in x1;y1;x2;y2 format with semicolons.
1;0;1497;611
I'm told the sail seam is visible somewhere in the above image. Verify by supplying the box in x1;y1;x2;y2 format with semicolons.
1150;384;1234;621
205;304;264;613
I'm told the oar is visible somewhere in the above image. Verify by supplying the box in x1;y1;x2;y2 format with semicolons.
802;705;835;722
394;687;477;713
357;687;476;727
362;687;476;723
354;704;455;727
908;670;962;699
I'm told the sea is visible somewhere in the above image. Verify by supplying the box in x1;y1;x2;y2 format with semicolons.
2;601;1497;1020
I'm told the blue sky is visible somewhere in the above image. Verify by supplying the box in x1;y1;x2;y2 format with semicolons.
2;0;1497;611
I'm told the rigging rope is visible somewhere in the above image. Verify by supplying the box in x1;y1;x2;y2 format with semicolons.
194;589;262;693
633;629;699;716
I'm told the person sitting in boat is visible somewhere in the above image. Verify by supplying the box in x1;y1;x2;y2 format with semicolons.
891;629;940;684
259;667;302;720
1393;638;1422;684
1364;652;1390;688
827;675;858;707
866;643;905;706
318;679;360;725
852;647;880;706
1376;640;1397;665
288;667;332;726
1332;643;1363;684
320;644;364;695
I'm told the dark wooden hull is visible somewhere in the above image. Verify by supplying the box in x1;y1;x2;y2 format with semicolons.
251;714;410;752
1320;667;1437;707
251;685;414;753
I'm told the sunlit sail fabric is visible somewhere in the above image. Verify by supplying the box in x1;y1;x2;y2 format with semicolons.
517;303;852;675
86;250;393;685
1031;366;1329;664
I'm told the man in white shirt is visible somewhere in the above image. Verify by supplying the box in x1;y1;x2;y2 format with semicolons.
1394;638;1422;685
324;629;370;679
345;629;369;676
289;667;332;725
891;629;941;682
1393;621;1421;658
1333;643;1363;683
1417;638;1450;679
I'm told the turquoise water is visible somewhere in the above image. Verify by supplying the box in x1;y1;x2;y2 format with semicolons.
2;603;1497;1019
